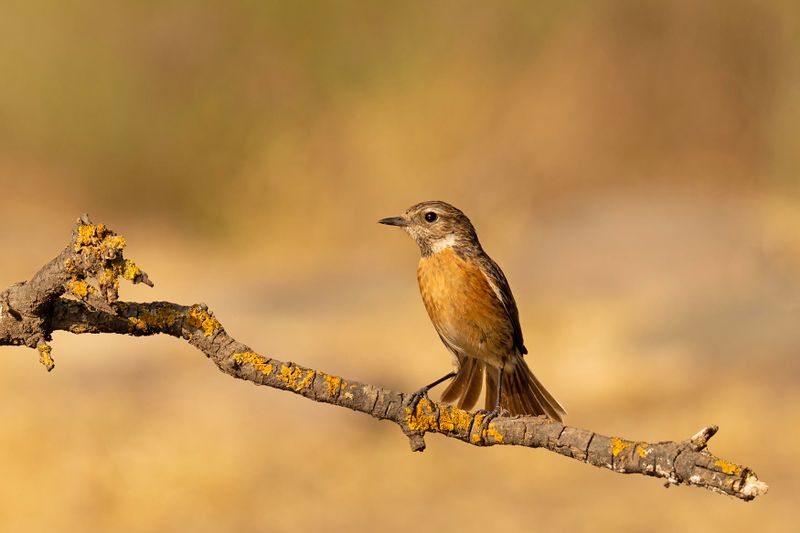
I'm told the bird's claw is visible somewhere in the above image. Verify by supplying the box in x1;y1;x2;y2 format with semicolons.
475;405;506;431
406;387;431;413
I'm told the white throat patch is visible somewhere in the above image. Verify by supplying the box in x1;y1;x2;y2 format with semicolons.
430;234;458;253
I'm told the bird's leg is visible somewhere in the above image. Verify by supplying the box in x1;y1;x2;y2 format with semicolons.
406;371;457;412
477;367;505;431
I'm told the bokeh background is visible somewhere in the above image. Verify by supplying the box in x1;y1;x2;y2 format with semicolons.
1;1;799;531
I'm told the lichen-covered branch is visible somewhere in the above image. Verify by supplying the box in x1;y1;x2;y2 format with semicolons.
0;217;768;502
0;214;151;370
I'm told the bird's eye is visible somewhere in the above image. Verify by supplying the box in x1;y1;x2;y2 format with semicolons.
424;212;438;223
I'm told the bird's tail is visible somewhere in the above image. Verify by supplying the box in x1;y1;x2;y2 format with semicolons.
488;357;565;421
440;357;485;411
440;356;565;422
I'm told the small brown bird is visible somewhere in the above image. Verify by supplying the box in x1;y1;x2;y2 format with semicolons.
379;201;565;421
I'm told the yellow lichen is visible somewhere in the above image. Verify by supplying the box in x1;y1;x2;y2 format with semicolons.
99;268;116;287
106;235;126;250
127;306;181;333
323;374;342;396
402;400;504;444
122;259;142;281
636;443;650;458
37;343;54;371
74;223;126;256
611;437;633;457
128;317;147;332
482;423;504;444
95;258;142;296
70;324;89;334
714;459;743;475
438;405;472;433
187;305;221;337
278;365;315;392
405;398;438;433
232;352;273;375
75;224;101;248
66;279;92;299
64;258;76;273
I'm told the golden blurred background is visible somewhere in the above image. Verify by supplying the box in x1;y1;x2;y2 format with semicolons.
1;1;799;531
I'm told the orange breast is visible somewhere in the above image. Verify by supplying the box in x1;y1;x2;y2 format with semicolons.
417;248;514;367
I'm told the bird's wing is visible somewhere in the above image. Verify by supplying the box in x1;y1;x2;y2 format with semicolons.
476;253;527;356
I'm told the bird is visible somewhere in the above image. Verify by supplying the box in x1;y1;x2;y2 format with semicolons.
379;200;565;422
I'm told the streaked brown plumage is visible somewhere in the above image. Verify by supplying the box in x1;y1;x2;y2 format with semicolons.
379;201;565;421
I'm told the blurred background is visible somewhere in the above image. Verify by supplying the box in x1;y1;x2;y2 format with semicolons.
1;0;799;531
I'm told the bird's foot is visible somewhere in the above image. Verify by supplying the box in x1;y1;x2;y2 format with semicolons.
475;405;507;432
405;387;431;414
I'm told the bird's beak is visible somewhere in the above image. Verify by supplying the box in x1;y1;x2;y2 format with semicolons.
378;216;409;227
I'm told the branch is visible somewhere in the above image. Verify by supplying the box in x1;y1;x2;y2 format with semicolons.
0;217;768;502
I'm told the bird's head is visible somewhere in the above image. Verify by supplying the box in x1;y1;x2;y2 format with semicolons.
379;201;479;256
